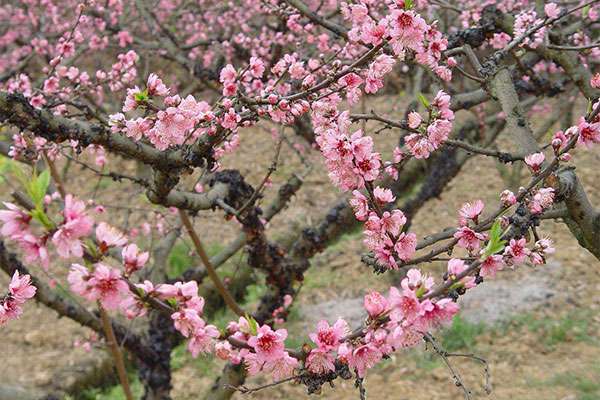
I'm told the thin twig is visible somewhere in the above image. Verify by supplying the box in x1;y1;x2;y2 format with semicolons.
499;0;599;56
547;41;600;50
236;138;284;216
179;209;245;316
227;374;303;394
98;303;134;400
424;333;472;400
445;139;524;162
62;152;151;187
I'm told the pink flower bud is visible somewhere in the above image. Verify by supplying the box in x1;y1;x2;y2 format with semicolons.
500;190;517;206
278;99;289;110
560;153;571;162
364;291;388;318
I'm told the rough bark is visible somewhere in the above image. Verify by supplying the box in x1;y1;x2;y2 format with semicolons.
489;68;600;260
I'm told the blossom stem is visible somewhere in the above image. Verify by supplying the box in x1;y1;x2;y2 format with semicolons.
98;303;134;400
178;209;245;317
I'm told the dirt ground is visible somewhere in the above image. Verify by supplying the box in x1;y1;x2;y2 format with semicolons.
1;96;599;400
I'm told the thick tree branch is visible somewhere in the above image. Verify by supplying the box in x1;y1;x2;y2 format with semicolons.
0;92;194;170
489;68;600;259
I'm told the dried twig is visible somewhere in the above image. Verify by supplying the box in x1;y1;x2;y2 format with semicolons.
227;374;304;394
179;209;246;316
98;303;135;400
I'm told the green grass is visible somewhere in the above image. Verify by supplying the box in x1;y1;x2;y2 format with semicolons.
284;332;308;350
166;241;227;279
412;351;443;372
73;375;144;400
497;312;594;349
167;242;195;278
243;282;267;306
441;316;486;352
408;316;485;377
95;177;112;190
170;342;218;377
544;367;600;400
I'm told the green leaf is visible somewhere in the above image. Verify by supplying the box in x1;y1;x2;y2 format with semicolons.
84;238;99;259
482;219;507;258
489;219;502;242
27;169;50;209
30;208;54;230
35;170;50;205
417;92;430;109
37;170;50;194
246;314;259;336
167;298;178;308
485;241;506;257
404;0;414;10
134;89;149;103
582;5;590;18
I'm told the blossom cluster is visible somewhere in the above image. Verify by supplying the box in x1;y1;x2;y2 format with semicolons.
306;269;459;378
66;226;150;313
454;198;555;276
1;0;599;393
109;73;215;150
0;185;463;382
0;188;152;314
404;91;454;159
18;49;139;113
342;2;453;81
0;271;37;325
313;90;453;270
211;268;461;380
513;10;546;49
111;65;312;155
0;194;94;269
305;3;457;273
573;103;600;148
162;281;220;357
0;189;555;384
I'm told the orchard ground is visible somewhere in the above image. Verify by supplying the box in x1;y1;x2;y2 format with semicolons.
1;96;599;400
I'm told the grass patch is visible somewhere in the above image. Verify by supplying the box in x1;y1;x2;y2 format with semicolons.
167;242;194;278
323;225;363;253
243;282;267;307
284;334;308;350
171;342;218;377
95;177;112;190
409;317;485;376
441;316;486;352
497;312;594;348
74;375;143;400
412;351;443;372
546;368;600;400
167;241;226;279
